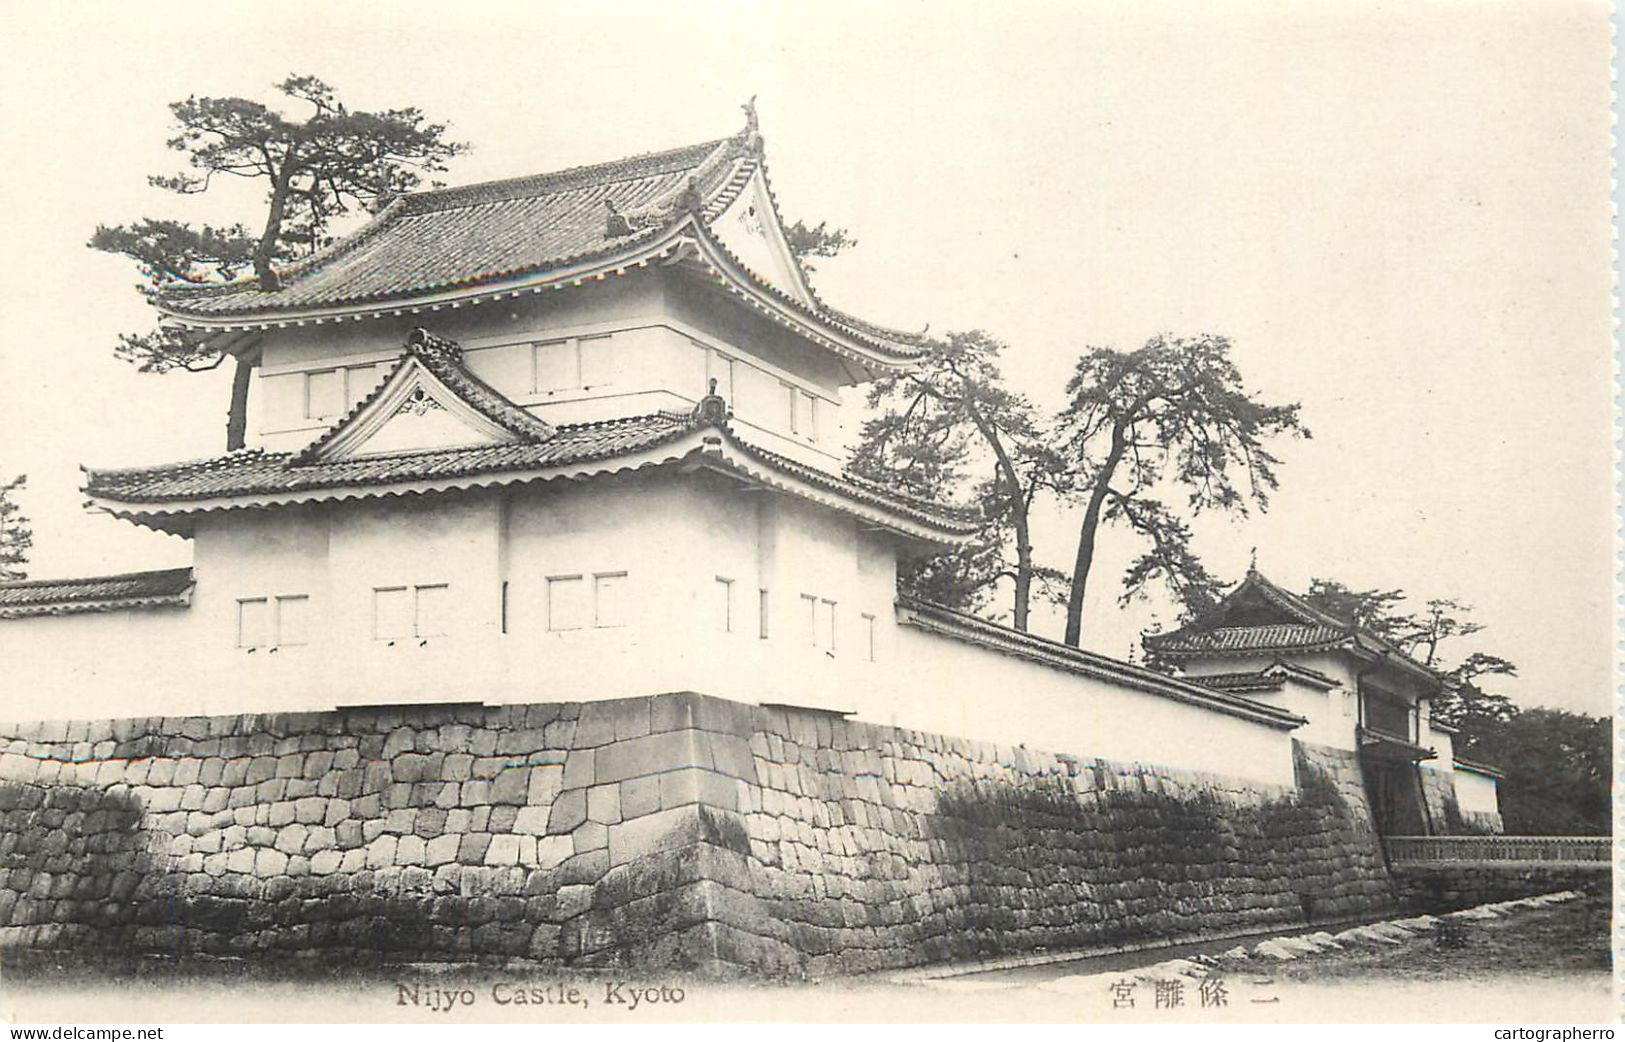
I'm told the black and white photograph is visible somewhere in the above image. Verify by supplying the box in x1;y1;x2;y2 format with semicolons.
0;0;1613;1028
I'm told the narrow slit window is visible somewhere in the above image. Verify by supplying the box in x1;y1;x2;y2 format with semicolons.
799;593;818;646
715;577;735;632
798;391;818;442
861;612;876;662
818;599;837;653
758;588;770;639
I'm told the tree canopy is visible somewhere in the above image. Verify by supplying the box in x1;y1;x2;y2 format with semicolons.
1056;333;1307;645
0;474;31;582
851;330;1068;628
91;75;467;447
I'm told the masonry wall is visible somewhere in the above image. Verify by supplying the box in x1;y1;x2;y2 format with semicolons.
1391;864;1609;912
0;694;1394;976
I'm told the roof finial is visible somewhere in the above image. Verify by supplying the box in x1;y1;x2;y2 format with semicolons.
603;197;632;237
1248;546;1258;574
692;376;729;426
739;95;763;155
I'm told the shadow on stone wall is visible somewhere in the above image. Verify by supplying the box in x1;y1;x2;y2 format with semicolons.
0;699;1399;978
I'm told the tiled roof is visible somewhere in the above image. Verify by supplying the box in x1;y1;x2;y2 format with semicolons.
1186;661;1340;693
0;567;194;618
1185;670;1290;693
86;411;700;504
152;118;932;368
1143;570;1449;685
159;137;746;317
1149;623;1349;656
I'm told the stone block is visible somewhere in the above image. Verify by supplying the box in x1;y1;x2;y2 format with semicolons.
528;765;564;805
274;824;308;854
706;735;759;784
573;701;621;748
397;835;426;866
490;767;532;806
606;805;707;867
442;753;474;781
620;775;662;820
425;834;460;867
394;753;431;783
553;883;593;922
587;784;622;825
536;835;573;870
528;922;563;957
560;749;594;790
547;789;588;835
254;848;289;876
573;821;609;854
597;729;707;785
458;833;492;865
485;834;526;866
556;848;609;886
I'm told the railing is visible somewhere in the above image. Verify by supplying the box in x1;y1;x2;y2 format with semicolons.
1385;835;1611;866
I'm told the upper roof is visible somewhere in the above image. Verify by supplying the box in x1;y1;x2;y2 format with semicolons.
83;329;979;545
159;136;744;318
1144;570;1448;686
0;567;194;619
152;110;930;373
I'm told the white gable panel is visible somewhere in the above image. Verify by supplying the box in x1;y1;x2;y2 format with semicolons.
351;396;508;457
710;171;813;305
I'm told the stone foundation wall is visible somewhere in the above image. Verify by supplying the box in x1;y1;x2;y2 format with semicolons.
1391;864;1610;912
1417;768;1503;835
0;695;1396;976
0;699;751;971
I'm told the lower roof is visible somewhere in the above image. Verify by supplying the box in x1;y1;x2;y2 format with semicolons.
0;567;194;619
83;410;981;546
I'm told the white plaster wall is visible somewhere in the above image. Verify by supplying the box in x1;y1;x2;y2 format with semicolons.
1453;768;1501;817
890;628;1298;787
8;472;1298;788
250;271;847;471
0;607;198;721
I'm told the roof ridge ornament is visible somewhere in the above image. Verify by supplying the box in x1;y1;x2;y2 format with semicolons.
740;95;763;154
691;377;731;426
405;326;463;365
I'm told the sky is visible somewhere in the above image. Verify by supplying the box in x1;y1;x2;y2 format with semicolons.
0;1;1613;715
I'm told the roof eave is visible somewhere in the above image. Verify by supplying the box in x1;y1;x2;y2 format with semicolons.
83;425;979;547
